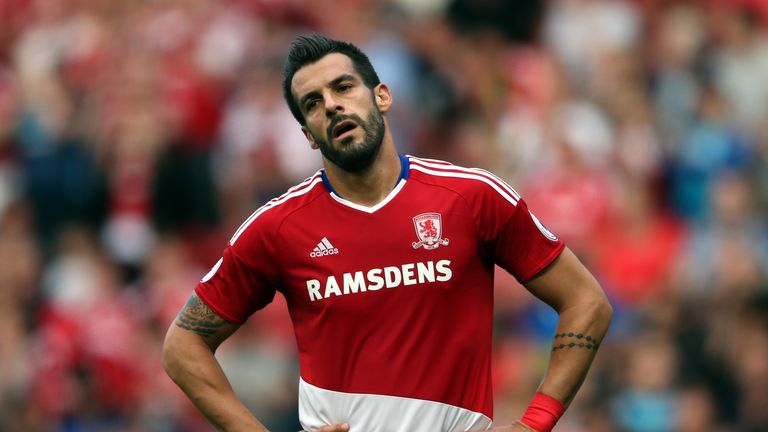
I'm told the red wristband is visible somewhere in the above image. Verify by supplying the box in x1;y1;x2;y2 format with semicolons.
519;392;566;432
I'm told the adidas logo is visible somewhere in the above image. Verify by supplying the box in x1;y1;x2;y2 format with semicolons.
310;237;339;257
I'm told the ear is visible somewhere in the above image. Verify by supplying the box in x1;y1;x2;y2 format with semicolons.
302;126;320;150
373;83;392;113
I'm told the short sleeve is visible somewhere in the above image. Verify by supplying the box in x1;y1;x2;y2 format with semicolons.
470;178;564;282
194;224;279;325
492;197;564;282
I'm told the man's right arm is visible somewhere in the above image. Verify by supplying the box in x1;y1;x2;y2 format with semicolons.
164;293;356;432
162;292;269;432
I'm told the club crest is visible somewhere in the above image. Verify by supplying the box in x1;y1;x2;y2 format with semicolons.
412;212;449;250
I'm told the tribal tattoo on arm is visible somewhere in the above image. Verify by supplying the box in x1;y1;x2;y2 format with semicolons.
174;293;238;348
551;332;601;352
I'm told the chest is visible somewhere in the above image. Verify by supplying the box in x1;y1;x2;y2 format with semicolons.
273;190;483;305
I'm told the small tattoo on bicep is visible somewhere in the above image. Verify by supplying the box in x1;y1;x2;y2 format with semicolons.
174;294;230;338
552;332;600;351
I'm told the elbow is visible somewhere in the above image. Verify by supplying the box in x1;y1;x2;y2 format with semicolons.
589;289;613;333
564;283;613;334
162;325;182;381
162;324;216;382
599;296;614;328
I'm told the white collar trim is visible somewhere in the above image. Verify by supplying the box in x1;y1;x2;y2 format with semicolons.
329;178;407;214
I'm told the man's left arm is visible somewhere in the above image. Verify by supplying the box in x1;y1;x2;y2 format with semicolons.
500;246;613;431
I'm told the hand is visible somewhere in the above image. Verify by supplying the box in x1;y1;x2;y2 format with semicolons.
491;421;535;431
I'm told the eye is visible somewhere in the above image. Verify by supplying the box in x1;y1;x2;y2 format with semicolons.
304;99;319;112
337;83;352;93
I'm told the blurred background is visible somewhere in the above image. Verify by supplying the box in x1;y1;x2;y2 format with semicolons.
0;0;767;430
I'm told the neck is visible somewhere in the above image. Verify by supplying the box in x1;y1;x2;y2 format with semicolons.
323;131;401;207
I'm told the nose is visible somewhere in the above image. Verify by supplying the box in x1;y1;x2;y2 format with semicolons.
323;92;343;117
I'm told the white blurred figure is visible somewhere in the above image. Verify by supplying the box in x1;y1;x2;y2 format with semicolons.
543;0;640;87
194;5;257;82
712;4;768;140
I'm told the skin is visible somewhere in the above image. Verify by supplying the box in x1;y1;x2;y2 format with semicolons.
163;51;612;432
488;248;612;432
163;295;260;431
293;53;401;207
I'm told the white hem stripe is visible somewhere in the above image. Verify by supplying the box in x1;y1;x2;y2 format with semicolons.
298;378;492;432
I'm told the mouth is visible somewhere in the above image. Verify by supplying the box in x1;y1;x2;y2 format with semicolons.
332;120;358;139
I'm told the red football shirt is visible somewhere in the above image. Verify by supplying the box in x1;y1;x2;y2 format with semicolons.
196;155;564;431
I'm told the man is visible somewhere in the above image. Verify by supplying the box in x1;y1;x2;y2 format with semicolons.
163;35;612;432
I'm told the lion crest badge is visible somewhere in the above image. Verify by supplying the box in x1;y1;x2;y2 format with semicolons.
412;212;449;250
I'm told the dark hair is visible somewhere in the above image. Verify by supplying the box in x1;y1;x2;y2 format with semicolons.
282;34;380;125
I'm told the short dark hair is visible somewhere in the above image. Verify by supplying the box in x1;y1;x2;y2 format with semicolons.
282;34;381;125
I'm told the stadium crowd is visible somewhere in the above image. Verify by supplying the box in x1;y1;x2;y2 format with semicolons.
0;0;767;430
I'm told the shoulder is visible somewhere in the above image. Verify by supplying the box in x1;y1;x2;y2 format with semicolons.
407;155;521;207
229;171;325;246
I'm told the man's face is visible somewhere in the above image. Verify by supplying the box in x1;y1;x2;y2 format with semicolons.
291;53;390;172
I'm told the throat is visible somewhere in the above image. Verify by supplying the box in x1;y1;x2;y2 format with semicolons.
331;170;395;207
322;151;407;208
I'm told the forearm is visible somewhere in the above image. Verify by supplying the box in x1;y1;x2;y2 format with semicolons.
538;296;612;407
521;248;613;410
163;294;267;432
163;325;268;431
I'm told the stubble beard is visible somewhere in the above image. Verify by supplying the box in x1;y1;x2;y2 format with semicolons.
312;108;386;173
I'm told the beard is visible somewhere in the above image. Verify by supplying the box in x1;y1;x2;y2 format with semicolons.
311;107;386;173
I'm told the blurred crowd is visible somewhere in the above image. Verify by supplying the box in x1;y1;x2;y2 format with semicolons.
0;0;767;431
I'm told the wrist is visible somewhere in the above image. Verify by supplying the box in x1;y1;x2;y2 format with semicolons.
519;392;565;432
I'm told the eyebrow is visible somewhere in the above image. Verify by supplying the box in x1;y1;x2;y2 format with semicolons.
298;74;359;110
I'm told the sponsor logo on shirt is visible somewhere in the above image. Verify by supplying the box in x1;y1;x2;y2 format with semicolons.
412;212;449;250
310;237;339;257
306;260;452;302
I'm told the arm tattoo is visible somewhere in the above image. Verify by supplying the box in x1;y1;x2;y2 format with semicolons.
552;332;600;352
174;294;230;338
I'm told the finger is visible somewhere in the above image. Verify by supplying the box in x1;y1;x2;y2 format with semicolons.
513;421;535;431
314;423;350;432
